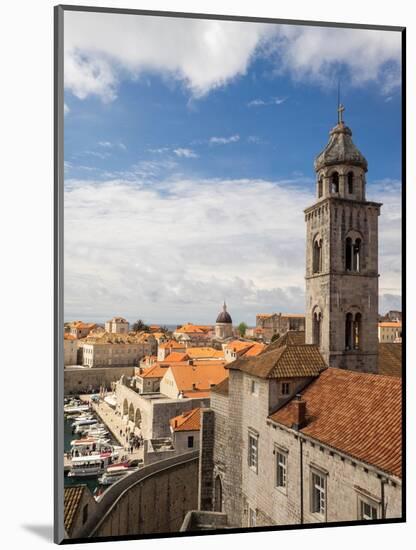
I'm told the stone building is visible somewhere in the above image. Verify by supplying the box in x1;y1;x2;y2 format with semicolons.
201;334;402;528
256;313;305;342
68;321;97;339
80;331;156;367
215;302;233;340
305;106;381;373
105;316;129;334
378;321;402;343
64;334;78;366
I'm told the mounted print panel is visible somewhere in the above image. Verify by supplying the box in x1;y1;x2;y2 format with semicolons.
54;5;405;544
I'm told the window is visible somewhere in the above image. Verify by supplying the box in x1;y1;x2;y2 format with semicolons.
251;380;259;395
313;310;322;347
347;171;354;194
346;236;361;272
359;498;378;520
313;238;322;273
281;382;290;396
249;508;257;527
345;312;361;351
187;435;194;448
318;176;323;198
248;432;259;473
311;471;326;516
331;171;339;193
276;451;287;489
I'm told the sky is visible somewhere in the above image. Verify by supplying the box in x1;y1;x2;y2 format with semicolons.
63;11;402;325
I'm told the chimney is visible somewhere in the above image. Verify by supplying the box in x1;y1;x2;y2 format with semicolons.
291;394;306;430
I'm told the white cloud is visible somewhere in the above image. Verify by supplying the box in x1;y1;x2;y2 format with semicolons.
64;12;274;101
270;25;401;92
64;13;401;103
247;96;287;107
64;103;70;115
64;175;401;323
173;148;198;158
209;134;240;145
98;140;127;150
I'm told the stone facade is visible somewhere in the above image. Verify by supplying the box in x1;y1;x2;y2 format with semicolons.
256;314;305;342
64;366;135;394
105;317;129;334
208;367;401;528
81;335;156;368
115;380;209;440
64;336;78;366
305;117;381;373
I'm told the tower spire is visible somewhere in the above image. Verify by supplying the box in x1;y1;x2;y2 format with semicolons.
337;79;345;124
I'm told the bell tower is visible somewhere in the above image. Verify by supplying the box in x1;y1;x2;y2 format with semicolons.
305;105;381;373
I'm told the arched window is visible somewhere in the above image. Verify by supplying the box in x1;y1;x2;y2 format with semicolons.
345;312;361;350
346;236;361;272
345;313;353;350
313;310;322;347
353;239;361;272
347;172;354;194
353;313;361;350
318;176;323;198
345;237;352;271
331;172;339;194
313;238;322;273
214;476;223;512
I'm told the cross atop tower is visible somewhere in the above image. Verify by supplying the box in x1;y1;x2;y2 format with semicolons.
337;103;345;124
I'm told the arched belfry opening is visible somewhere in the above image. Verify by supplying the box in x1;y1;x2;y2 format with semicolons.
312;309;322;347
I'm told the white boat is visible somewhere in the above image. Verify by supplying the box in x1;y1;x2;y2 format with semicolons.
70;437;111;457
72;418;98;428
98;468;136;486
64;404;90;414
67;450;120;478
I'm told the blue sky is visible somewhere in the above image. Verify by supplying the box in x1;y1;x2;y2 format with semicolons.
64;12;402;324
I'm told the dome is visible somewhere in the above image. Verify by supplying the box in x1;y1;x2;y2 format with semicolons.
314;114;368;173
216;302;232;324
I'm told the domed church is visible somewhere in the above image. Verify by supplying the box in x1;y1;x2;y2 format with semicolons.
215;302;233;340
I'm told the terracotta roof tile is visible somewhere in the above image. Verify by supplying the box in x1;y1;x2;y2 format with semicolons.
169;363;228;392
170;408;201;431
64;485;86;532
229;343;326;379
164;351;190;362
270;368;402;478
185;347;225;359
379;322;402;328
378;343;402;377
140;364;169;379
263;330;306;353
242;342;266;357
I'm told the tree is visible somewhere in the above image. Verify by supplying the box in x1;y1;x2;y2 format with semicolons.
132;319;149;333
238;322;248;337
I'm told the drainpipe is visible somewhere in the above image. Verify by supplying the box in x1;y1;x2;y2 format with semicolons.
300;438;304;524
381;478;386;519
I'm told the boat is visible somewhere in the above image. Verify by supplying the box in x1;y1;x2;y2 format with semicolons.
70;437;111;457
64;404;90;414
98;461;139;486
67;450;120;478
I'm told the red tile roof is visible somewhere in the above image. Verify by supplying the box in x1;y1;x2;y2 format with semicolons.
270;368;402;478
164;351;190;362
229;343;326;379
378;343;402;377
169;363;228;392
140;364;169;379
170;408;201;431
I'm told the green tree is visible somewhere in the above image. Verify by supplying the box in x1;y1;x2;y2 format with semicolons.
238;322;248;337
132;319;149;332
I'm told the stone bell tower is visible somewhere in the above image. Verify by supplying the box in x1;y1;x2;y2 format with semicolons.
305;104;381;373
